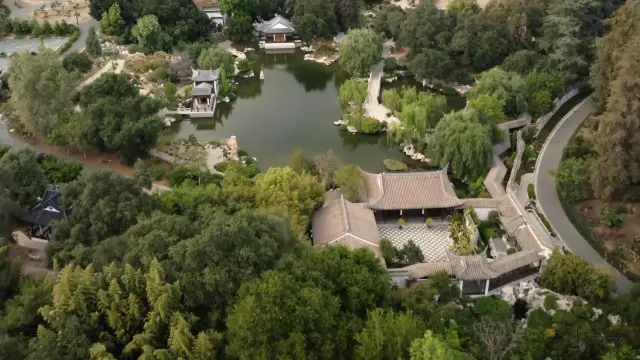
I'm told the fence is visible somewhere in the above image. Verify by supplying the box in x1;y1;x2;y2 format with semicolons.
536;84;581;131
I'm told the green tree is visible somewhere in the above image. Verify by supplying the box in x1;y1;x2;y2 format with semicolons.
540;248;615;302
410;329;473;360
131;14;168;51
339;28;382;77
227;270;340;360
447;0;480;14
468;94;507;125
409;49;455;81
430;110;492;180
590;0;636;111
501;50;544;75
62;52;93;73
0;148;47;208
468;68;528;117
85;25;102;57
334;165;365;202
7;49;77;137
220;0;258;16
553;157;592;204
197;46;236;75
47;171;153;266
590;13;640;200
314;149;342;186
382;89;403;114
339;78;368;109
290;147;317;175
355;308;424;360
255;167;325;239
40;154;83;184
227;14;255;43
529;90;553;119
99;2;125;36
293;0;338;41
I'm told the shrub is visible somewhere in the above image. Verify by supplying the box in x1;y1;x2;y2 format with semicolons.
600;207;624;229
543;294;558;310
397;218;406;227
128;44;144;54
127;52;168;74
236;59;253;73
527;183;536;199
383;159;408;171
481;227;497;241
63;51;93;73
383;57;398;72
214;160;237;173
361;117;383;134
506;247;517;255
315;44;335;54
453;71;475;85
148;164;165;180
40;155;83;184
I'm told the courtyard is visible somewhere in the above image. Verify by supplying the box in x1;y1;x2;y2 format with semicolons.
378;221;451;262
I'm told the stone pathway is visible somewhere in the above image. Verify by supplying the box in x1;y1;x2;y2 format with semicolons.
378;223;451;262
363;41;401;126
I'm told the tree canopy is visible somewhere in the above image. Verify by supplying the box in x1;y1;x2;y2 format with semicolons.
430;109;493;180
7;49;77;138
339;28;382;77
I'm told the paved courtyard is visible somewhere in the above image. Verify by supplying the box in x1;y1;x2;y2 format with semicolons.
378;222;451;262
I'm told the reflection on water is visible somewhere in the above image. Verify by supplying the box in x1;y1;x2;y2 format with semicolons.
171;50;404;172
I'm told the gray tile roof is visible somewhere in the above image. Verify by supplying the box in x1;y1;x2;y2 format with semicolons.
191;68;220;82
488;251;543;276
254;15;295;34
311;195;380;246
362;169;464;210
191;82;213;96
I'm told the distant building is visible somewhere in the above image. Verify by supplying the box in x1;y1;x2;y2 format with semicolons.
202;6;226;28
190;67;220;118
254;15;300;50
17;188;71;241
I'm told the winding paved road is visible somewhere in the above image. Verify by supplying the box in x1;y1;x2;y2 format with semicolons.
534;96;633;293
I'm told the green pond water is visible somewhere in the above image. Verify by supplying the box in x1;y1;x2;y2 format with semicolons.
167;51;466;172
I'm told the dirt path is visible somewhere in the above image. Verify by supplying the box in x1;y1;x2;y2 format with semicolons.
79;59;125;88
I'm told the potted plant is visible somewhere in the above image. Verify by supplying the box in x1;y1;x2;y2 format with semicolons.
425;217;433;228
397;218;406;229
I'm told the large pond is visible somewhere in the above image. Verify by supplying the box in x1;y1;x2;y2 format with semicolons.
168;50;465;172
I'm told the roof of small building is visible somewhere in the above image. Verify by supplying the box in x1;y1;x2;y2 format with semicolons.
191;67;220;82
254;14;295;34
311;195;379;247
362;168;464;210
191;82;214;96
488;250;543;276
18;189;70;226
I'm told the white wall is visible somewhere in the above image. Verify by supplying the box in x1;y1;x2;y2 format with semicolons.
473;208;494;221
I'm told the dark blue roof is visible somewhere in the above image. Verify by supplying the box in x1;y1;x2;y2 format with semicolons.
18;189;71;226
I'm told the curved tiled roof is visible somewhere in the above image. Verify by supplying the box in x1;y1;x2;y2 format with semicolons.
447;249;498;281
311;195;379;246
362;169;464;210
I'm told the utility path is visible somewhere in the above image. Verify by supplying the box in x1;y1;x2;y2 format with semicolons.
534;97;632;293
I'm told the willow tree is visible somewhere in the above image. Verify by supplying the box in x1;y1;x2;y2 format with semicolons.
338;78;368;109
430;109;492;180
